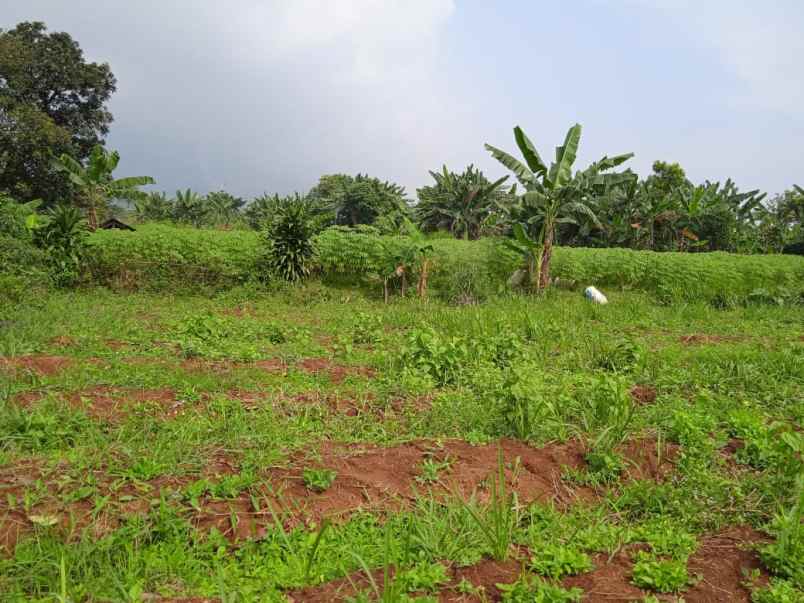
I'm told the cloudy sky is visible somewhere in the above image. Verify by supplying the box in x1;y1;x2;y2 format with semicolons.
5;1;803;198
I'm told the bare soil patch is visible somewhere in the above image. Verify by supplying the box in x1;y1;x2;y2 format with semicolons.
49;335;76;348
0;355;71;376
617;438;679;482
297;357;376;384
11;386;181;421
629;385;657;405
679;334;743;346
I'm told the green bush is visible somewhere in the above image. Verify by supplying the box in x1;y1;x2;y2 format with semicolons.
88;223;260;290
262;201;315;282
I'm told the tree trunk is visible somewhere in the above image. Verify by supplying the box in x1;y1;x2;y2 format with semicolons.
383;279;389;304
87;203;99;231
417;259;430;299
538;227;554;290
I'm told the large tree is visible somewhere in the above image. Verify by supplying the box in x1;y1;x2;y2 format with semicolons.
0;21;116;203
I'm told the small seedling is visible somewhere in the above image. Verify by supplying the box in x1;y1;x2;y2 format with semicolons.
303;468;338;493
416;456;451;485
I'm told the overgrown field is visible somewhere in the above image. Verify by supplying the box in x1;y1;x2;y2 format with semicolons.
87;224;804;305
0;285;802;602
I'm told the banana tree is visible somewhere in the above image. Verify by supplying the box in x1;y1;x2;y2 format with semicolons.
416;165;510;239
486;124;633;290
55;145;154;230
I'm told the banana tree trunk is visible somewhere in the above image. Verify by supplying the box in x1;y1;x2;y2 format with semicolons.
538;227;554;290
87;204;99;231
417;259;430;299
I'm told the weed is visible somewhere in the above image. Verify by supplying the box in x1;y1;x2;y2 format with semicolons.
759;474;804;584
303;468;338;493
416;456;452;485
631;552;692;593
496;573;582;602
462;449;519;561
530;544;593;579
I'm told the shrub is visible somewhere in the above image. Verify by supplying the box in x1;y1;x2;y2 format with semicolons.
33;204;89;287
262;201;315;282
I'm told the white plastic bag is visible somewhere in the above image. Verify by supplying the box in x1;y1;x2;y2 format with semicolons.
584;286;608;304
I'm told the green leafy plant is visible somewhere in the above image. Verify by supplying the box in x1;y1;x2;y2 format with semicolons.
530;544;592;579
33;203;89;287
591;338;644;372
303;468;338;493
401;327;469;386
416;457;452;485
497;573;582;602
759;474;804;584
416;164;510;240
750;578;804;603
631;553;692;593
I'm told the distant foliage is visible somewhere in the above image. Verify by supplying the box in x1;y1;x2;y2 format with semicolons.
309;173;411;227
416;164;511;240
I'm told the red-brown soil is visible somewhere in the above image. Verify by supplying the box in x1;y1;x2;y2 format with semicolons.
0;458;187;554
49;335;76;348
192;438;593;540
297;357;376;384
12;386;181;421
679;334;743;346
617;438;679;482
0;355;71;376
630;385;657;405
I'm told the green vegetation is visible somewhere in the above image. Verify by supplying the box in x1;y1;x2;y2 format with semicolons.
1;16;803;603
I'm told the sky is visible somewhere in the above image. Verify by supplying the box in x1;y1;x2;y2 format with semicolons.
4;1;803;199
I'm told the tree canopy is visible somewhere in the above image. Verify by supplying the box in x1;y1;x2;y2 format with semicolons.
0;21;116;203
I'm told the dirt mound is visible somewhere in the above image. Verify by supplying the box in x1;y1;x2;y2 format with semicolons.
193;439;592;540
0;355;71;376
562;526;768;602
617;438;679;482
684;526;768;602
0;458;188;554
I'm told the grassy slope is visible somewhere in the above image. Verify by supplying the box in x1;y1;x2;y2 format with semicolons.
0;284;802;600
